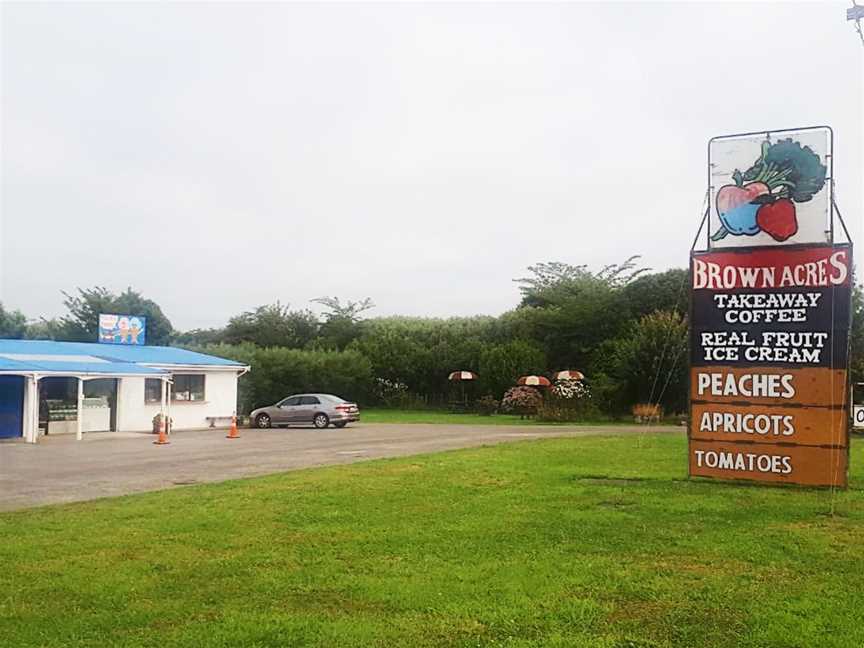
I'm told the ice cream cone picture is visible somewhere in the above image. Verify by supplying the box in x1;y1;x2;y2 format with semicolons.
117;317;130;344
129;318;142;344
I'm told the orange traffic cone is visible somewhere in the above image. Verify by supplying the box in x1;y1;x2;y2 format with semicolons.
153;417;170;445
226;415;240;439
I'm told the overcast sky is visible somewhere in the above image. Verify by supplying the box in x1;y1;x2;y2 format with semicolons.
1;1;861;330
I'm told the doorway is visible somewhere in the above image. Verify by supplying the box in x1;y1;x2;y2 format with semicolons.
84;379;118;432
0;376;25;439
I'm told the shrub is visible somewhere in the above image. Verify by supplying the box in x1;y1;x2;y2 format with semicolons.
374;377;409;407
500;386;542;418
475;395;499;416
479;340;545;398
605;311;689;415
190;343;375;413
536;402;572;422
537;378;598;422
551;378;590;400
374;379;432;410
632;403;662;422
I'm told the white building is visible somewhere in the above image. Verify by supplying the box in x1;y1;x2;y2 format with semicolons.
0;339;249;442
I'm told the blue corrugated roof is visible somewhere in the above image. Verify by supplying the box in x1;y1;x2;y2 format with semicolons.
0;356;165;376
0;339;245;375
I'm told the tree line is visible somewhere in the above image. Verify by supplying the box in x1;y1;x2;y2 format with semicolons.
1;257;861;416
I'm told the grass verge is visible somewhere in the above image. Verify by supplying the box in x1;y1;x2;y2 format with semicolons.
1;434;862;647
360;408;612;425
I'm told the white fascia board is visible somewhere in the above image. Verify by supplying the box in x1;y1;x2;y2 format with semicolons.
0;370;167;378
140;363;251;372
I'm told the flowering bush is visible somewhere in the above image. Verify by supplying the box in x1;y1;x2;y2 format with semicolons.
551;378;591;400
538;378;597;422
500;386;543;417
374;377;429;409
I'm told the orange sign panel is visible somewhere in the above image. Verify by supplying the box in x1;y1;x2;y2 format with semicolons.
690;403;847;447
690;367;848;407
689;440;848;488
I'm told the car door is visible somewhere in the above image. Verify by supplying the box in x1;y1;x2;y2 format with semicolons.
296;396;321;424
273;396;301;424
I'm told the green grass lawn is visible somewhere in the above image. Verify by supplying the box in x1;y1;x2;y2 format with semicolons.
2;434;863;647
360;408;613;425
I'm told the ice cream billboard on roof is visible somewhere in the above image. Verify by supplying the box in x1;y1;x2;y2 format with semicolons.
98;313;146;345
708;127;832;248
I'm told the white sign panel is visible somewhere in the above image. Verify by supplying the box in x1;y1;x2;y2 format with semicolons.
708;127;832;248
854;405;864;430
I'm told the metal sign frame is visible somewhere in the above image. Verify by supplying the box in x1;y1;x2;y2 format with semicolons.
705;125;835;250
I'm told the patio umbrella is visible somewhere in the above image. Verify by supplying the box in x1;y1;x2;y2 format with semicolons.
448;371;478;407
552;370;585;381
517;375;551;387
448;371;478;381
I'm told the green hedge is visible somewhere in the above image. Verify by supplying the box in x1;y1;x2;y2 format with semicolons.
192;343;374;414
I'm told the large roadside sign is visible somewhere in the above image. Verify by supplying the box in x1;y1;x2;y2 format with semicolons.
690;127;853;488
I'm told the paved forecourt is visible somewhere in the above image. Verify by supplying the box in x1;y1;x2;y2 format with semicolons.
0;423;680;511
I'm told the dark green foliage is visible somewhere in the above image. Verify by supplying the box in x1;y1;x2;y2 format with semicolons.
192;343;374;413
21;318;65;340
515;257;646;307
0;303;27;338
621;268;688;319
604;311;689;415
170;327;225;347
479;340;545;398
222;302;319;348
313;296;374;350
349;316;494;402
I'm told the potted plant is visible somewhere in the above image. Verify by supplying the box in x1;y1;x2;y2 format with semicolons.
152;413;173;435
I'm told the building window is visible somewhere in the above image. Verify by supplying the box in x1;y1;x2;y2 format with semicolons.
173;374;205;402
144;379;163;404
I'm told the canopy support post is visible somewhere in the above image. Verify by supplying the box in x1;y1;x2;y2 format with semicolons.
26;375;40;444
76;378;84;441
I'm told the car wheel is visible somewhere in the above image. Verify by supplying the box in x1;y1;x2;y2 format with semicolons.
334;421;347;429
255;414;271;429
313;413;329;429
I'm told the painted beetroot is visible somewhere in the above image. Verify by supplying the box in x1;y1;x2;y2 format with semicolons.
715;182;769;237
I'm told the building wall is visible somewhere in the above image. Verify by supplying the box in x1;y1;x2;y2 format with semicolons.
117;371;239;432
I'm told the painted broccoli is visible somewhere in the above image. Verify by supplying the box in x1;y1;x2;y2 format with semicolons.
741;139;827;203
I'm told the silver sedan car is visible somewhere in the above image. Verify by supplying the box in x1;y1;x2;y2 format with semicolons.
250;394;360;429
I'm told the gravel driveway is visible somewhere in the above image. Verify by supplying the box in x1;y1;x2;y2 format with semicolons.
0;422;680;511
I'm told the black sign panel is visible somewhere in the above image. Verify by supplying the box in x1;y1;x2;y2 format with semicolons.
690;286;850;368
